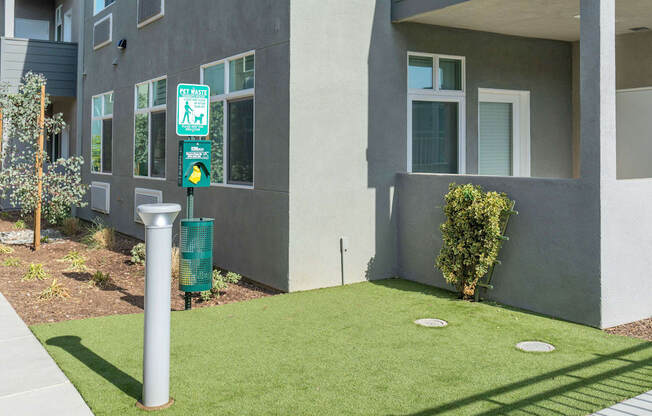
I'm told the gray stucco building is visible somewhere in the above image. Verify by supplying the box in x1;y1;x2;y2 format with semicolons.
2;0;650;329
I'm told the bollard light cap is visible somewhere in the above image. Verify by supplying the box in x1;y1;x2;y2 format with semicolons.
137;203;182;228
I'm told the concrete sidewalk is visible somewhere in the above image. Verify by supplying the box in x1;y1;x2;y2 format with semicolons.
0;292;93;415
592;390;652;415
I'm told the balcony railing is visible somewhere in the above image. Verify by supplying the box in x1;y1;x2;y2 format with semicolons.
0;37;77;97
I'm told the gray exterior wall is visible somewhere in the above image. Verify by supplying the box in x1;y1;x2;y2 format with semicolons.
397;174;601;327
0;37;77;96
78;0;291;291
288;0;573;292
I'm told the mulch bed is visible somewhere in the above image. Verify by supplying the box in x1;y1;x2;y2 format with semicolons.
606;318;652;342
0;212;277;326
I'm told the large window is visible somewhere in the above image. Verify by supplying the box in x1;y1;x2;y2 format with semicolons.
201;52;254;186
134;77;167;178
407;53;465;174
91;92;113;174
94;0;115;15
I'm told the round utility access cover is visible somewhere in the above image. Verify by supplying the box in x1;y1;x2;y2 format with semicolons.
414;318;448;327
516;341;555;352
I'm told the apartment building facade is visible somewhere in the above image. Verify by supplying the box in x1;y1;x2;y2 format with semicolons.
3;0;650;329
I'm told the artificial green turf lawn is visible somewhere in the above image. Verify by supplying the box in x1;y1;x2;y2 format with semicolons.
31;279;652;416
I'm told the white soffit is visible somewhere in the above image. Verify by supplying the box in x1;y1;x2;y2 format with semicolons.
405;0;652;42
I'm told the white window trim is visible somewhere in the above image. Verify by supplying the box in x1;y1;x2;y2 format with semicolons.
91;91;113;176
94;0;115;16
137;0;165;28
478;88;531;177
407;51;466;174
93;13;112;50
133;75;167;180
90;181;110;214
134;188;162;223
200;50;255;189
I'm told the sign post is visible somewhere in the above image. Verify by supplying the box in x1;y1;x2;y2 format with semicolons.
176;84;211;310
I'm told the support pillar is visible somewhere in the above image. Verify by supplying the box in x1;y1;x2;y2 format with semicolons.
4;0;14;38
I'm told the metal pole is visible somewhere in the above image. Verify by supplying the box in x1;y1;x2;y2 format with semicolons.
136;203;181;411
185;187;194;310
33;84;45;250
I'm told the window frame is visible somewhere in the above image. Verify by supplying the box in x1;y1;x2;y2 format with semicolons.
137;0;165;29
200;50;255;189
55;5;63;41
93;13;112;50
94;0;115;16
91;91;114;175
407;52;466;174
477;88;531;177
133;75;167;180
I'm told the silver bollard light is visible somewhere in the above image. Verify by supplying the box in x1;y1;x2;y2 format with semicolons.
136;203;181;411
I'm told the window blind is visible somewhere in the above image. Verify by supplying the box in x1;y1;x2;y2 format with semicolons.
479;102;513;176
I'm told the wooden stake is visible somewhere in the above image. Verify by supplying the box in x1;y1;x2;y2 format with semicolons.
33;84;45;250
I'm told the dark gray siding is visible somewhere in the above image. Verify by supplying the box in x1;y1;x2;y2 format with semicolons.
0;37;77;96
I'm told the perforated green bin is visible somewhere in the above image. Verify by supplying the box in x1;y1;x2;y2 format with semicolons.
179;218;213;292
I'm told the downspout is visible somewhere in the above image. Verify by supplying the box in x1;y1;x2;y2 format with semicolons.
73;0;85;217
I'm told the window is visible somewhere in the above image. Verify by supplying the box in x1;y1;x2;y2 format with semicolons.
201;52;255;186
93;14;112;49
15;18;49;40
134;77;167;178
94;0;115;15
478;89;531;177
91;92;113;174
55;5;63;41
407;52;465;174
137;0;165;28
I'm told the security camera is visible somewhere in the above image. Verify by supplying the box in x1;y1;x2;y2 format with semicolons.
117;39;127;49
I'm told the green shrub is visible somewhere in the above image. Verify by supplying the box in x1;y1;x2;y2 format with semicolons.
200;270;242;301
130;243;146;265
436;183;513;298
13;220;25;230
22;263;49;281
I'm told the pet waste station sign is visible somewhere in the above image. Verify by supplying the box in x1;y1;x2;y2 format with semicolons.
176;83;210;136
178;140;211;188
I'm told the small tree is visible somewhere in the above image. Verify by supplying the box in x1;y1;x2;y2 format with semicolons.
0;72;86;225
436;183;513;298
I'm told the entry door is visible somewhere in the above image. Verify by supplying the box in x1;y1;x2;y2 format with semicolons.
478;89;530;177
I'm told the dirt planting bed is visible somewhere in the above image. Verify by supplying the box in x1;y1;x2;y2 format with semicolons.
0;212;277;325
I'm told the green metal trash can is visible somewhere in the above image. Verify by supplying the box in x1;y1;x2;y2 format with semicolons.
179;218;213;292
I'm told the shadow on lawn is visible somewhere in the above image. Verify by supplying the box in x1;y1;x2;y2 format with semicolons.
46;335;141;401
389;343;652;416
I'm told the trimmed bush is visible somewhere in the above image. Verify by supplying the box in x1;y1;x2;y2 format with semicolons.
130;243;146;265
436;183;513;298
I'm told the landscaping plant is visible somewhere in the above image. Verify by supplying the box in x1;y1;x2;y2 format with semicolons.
82;219;115;249
13;220;25;230
22;263;49;281
130;243;146;265
436;183;513;298
61;217;82;236
88;270;111;288
0;72;86;225
200;270;242;301
0;244;14;254
38;278;70;300
60;250;87;272
2;258;20;267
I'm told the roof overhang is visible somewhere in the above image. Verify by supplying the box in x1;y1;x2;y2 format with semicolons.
392;0;652;42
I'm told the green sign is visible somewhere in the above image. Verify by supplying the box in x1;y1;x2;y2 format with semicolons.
178;140;211;188
176;83;210;136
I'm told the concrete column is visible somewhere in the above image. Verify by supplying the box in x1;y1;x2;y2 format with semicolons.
579;0;616;182
4;0;15;38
